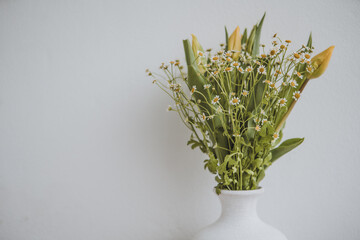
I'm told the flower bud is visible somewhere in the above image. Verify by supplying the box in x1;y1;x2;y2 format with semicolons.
228;26;242;59
308;46;335;80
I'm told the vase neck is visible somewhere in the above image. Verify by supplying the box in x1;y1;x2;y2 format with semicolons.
218;189;263;221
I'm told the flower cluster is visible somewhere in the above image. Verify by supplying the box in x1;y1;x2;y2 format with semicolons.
149;15;334;193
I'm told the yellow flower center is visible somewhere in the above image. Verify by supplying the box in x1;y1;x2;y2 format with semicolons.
305;54;310;59
270;83;275;88
233;62;239;66
295;93;300;99
297;72;302;77
242;91;248;96
280;45;286;49
270;50;276;55
212;56;219;61
294;53;300;59
261;54;267;58
225;67;232;71
232;98;239;103
273;133;278;138
285;40;291;43
213;97;219;102
290;82;296;87
280;99;285;104
259;67;265;72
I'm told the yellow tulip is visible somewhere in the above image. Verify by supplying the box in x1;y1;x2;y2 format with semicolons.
228;26;242;59
308;46;335;80
191;34;206;73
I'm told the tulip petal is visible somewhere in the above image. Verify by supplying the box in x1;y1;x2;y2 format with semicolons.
308;46;335;79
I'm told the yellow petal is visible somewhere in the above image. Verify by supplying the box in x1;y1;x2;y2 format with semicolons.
308;46;335;80
228;26;242;59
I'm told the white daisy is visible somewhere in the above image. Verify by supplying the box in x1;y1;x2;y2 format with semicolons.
237;66;244;73
190;85;196;95
278;98;287;107
293;91;301;101
241;90;249;97
201;113;206;122
245;66;253;73
211;56;220;62
212;95;221;105
262;118;268;125
230;97;240;105
273;132;279;140
295;71;303;79
231;61;240;67
197;51;205;57
255;125;261;132
257;65;266;75
204;84;211;89
289;79;298;88
224;67;233;72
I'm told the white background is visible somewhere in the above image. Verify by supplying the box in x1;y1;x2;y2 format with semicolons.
1;0;359;239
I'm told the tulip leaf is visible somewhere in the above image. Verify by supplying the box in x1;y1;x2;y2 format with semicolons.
307;32;312;49
252;12;266;57
225;26;229;52
270;138;304;164
241;28;247;45
246;25;256;54
183;39;197;67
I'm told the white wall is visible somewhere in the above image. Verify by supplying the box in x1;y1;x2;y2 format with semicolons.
0;0;359;239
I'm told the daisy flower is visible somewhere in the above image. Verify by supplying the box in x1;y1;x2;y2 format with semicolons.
293;91;301;101
225;57;233;63
306;66;313;73
211;56;220;62
289;79;298;88
204;84;211;89
225;51;232;57
232;133;240;137
197;51;205;57
269;82;276;89
201;113;206;122
231;61;240;67
212;95;221;105
257;65;266;75
255;125;261;132
190;85;196;95
241;90;249;97
278;98;287;107
224;67;233;72
269;48;278;57
230;97;240;105
245;66;253;73
237;66;244;73
262;118;268;125
273;132;279;140
253;117;261;124
295;71;303;79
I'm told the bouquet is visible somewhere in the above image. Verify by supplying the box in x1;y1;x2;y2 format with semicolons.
148;14;334;193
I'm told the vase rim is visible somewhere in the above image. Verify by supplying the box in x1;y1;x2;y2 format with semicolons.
217;187;264;196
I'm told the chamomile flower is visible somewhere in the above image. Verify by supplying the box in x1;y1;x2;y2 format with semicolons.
245;66;253;73
261;54;267;59
257;65;266;75
201;113;206;122
293;52;300;59
306;66;313;73
230;97;240;105
293;91;301;101
190;85;196;95
225;57;233;63
197;51;205;57
254;117;261;124
262;118;268;125
273;132;279;140
241;90;249;97
204;84;211;89
167;105;173;112
232;166;237;173
211;56;220;62
289;79;298;88
232;133;240;137
224;67;233;72
269;82;276;89
304;53;311;59
254;60;261;65
278;98;287;107
295;71;303;79
237;66;244;73
263;79;271;84
231;61;240;67
269;47;278;57
225;51;232;57
255;125;261;132
212;95;221;105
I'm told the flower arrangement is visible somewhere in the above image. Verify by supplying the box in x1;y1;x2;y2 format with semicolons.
148;14;334;194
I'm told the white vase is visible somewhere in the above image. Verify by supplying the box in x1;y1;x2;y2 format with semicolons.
192;188;287;240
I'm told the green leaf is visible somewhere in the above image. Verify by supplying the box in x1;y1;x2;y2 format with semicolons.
270;138;304;164
252;12;266;57
246;25;256;54
225;26;229;52
306;32;312;49
256;168;265;184
183;39;197;67
241;28;247;45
